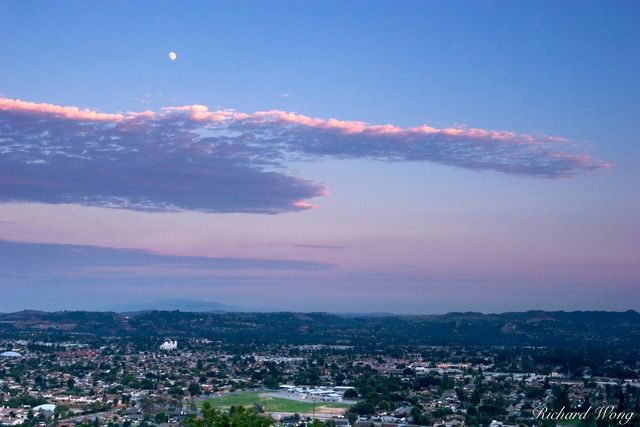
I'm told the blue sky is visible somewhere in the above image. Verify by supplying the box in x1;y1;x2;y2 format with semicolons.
0;1;638;313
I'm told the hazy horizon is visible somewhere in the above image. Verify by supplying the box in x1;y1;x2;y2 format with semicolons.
2;297;639;316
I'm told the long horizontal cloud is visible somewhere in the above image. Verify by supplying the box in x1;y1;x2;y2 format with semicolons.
0;240;332;278
0;98;609;213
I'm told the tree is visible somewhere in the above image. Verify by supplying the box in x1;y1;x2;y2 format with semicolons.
155;412;167;424
617;388;626;411
552;386;571;411
169;385;184;398
411;405;430;426
55;405;70;420
349;401;375;416
343;389;358;399
188;382;202;396
347;413;358;425
402;367;416;376
140;379;155;390
470;388;481;405
187;402;273;427
263;376;279;390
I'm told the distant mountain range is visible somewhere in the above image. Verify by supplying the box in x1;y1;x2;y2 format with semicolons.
0;309;638;349
107;298;243;313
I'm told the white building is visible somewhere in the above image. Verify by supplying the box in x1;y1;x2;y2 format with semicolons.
160;340;177;351
33;404;56;414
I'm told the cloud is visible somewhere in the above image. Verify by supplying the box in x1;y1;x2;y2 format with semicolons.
0;97;609;213
294;244;347;249
0;240;332;278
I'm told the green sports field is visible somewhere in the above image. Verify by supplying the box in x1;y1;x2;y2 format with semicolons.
198;390;351;413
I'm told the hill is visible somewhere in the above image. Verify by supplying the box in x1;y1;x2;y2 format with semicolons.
0;309;638;348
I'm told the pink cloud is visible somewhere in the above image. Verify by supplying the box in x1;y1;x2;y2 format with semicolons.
0;97;126;121
0;97;610;213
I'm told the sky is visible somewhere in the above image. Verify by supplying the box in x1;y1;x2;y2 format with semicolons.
0;1;638;313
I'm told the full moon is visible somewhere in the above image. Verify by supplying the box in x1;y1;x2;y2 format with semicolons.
168;52;177;61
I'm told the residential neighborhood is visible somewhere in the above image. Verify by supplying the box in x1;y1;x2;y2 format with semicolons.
1;328;639;427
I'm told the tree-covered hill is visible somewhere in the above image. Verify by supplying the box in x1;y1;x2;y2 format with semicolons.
0;309;638;348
